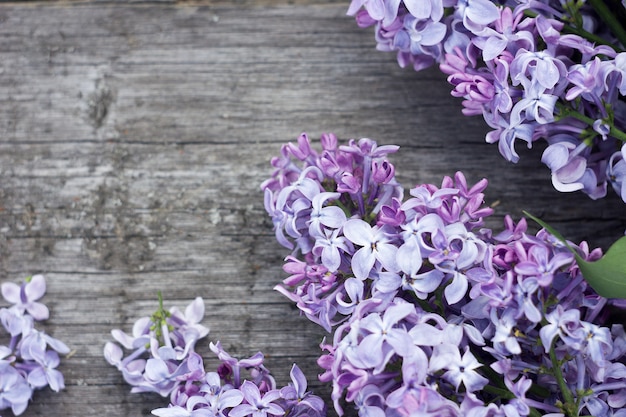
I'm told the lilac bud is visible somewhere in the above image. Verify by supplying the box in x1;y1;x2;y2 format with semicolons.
372;160;395;184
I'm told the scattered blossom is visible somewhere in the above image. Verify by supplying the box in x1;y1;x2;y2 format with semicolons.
0;275;69;415
107;295;326;417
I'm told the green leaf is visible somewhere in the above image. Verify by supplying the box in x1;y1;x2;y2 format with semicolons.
575;236;626;298
523;211;626;299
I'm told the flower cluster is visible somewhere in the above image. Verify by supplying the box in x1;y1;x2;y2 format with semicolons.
262;133;626;417
104;293;211;397
348;0;626;203
0;275;70;416
152;342;326;417
105;295;326;417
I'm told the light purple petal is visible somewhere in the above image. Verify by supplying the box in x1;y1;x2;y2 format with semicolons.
397;239;423;276
27;302;49;321
44;334;70;355
466;0;500;25
482;36;508;61
184;297;205;324
321;245;341;272
358;333;384;367
444;273;468;304
144;358;171;381
404;0;431;19
319;206;347;229
343;219;373;247
220;388;245;408
386;329;415;357
25;274;47;301
289;364;307;397
376;243;399;272
1;282;21;304
229;404;257;417
420;22;447;46
240;380;262;403
352;247;376;280
46;368;65;392
26;366;49;388
151;406;192;417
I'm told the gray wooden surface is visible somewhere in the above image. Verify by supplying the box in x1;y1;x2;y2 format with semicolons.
0;2;623;416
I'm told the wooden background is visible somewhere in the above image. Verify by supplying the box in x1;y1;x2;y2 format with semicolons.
0;1;623;416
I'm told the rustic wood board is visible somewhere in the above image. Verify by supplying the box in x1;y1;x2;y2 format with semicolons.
0;2;623;416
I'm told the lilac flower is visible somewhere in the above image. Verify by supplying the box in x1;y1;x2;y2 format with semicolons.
312;228;353;273
539;306;582;352
454;0;500;33
25;350;65;392
607;144;626;201
0;367;32;416
485;113;535;163
1;275;49;321
473;7;534;62
541;141;588;193
105;295;210;397
429;344;488;393
349;0;626;203
308;192;347;237
355;301;415;372
151;399;212;417
514;242;574;287
490;308;522;355
511;48;567;91
566;58;604;102
279;364;326;417
229;381;283;417
343;219;398;280
578;321;613;364
0;275;66;416
510;79;558;125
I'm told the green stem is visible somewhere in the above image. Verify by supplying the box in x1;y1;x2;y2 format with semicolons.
482;384;515;399
561;22;619;50
523;9;623;51
587;0;626;50
557;104;626;143
548;343;577;417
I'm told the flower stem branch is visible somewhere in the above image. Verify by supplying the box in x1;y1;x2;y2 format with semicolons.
556;103;626;143
587;0;626;50
549;342;576;417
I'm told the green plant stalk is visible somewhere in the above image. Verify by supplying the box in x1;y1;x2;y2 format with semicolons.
587;0;626;50
561;21;618;49
557;104;626;143
548;343;577;416
523;9;623;52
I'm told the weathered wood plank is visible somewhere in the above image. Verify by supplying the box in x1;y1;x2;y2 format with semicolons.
0;2;624;417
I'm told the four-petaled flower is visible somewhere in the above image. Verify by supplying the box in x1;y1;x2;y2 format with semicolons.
343;219;398;280
229;381;284;417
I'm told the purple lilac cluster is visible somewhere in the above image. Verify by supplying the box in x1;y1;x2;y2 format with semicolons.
152;342;326;417
262;133;626;417
104;294;211;396
347;0;626;203
105;295;326;417
0;275;70;416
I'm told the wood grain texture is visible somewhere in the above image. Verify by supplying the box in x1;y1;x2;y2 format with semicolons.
0;2;623;416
